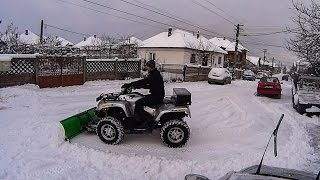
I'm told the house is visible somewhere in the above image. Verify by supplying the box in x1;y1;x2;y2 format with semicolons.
18;30;40;45
74;35;104;58
210;37;248;68
55;36;74;46
246;55;261;72
138;28;227;67
117;37;142;58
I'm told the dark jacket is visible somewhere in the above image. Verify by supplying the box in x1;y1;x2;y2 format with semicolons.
131;69;164;99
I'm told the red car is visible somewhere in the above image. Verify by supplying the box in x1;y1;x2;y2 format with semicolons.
257;77;282;98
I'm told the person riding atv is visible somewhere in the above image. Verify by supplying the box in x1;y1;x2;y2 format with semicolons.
122;60;164;128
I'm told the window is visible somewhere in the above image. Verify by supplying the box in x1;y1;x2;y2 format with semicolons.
218;57;222;64
190;54;196;63
149;52;155;60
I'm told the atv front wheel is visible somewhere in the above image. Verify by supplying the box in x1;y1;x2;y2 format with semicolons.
97;117;124;145
160;120;190;148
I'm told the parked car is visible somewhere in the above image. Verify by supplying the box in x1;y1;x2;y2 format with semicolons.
256;72;268;79
257;77;282;98
292;75;320;114
208;68;232;85
242;70;256;81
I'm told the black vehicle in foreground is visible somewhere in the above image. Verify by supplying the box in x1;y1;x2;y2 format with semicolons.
185;114;319;180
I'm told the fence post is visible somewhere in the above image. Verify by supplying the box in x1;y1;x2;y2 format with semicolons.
114;58;118;80
83;56;86;83
34;56;39;86
197;66;200;81
138;60;141;78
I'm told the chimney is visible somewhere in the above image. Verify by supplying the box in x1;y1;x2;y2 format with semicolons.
94;34;97;38
196;31;200;39
15;33;18;39
168;27;172;37
223;37;226;40
25;30;29;35
84;36;86;41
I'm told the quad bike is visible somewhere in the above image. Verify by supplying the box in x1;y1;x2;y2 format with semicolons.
60;87;192;148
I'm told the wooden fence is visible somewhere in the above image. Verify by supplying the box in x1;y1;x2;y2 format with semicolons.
159;64;211;82
0;55;141;88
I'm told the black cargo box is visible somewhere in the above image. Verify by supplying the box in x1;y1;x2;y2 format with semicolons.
172;88;191;106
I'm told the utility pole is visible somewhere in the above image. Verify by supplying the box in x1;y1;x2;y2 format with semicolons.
40;20;44;44
263;49;267;69
272;57;275;75
233;24;243;68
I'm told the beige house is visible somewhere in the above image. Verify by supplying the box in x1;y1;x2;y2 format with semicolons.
138;29;227;67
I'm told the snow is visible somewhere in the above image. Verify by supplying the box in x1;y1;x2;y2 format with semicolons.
74;36;102;49
56;36;74;46
0;54;38;60
225;42;248;52
209;37;232;49
141;29;227;54
18;30;40;45
246;56;261;66
86;58;141;62
119;37;143;46
0;80;319;179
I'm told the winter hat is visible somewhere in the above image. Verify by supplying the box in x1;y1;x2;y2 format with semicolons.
146;60;156;68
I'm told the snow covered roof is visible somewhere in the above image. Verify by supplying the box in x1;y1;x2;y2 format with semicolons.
122;37;142;46
246;56;261;66
18;30;40;45
225;42;248;52
140;29;227;54
209;37;232;49
74;36;102;49
56;37;74;46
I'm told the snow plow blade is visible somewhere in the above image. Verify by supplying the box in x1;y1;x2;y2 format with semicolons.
60;107;98;141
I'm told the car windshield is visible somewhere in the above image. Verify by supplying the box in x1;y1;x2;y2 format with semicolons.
260;77;279;83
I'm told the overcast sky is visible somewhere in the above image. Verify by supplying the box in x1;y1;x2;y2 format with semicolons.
0;0;307;65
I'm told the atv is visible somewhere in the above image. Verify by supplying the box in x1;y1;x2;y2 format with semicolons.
61;86;192;148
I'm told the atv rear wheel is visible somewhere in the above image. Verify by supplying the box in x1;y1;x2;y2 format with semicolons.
160;120;190;148
97;117;124;145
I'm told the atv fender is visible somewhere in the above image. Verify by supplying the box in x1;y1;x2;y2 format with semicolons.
155;107;191;121
97;101;132;117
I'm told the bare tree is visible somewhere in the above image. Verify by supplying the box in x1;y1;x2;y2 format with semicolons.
187;37;213;66
287;0;320;75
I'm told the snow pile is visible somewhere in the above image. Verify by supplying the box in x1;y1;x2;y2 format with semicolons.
141;29;227;54
0;80;319;179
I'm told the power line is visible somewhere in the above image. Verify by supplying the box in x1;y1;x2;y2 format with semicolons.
242;30;290;36
119;0;222;35
191;0;235;25
130;0;196;25
58;0;166;31
202;0;242;23
240;40;286;48
44;23;90;36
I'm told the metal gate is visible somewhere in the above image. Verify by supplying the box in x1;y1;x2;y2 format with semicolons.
37;56;85;88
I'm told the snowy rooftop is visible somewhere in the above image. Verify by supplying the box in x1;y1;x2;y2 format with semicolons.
18;30;40;45
140;29;227;54
225;42;248;52
56;37;74;46
246;55;261;66
74;36;102;48
122;37;142;46
209;37;232;49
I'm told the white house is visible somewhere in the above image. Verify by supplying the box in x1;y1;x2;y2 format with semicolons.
138;29;227;67
74;35;102;49
18;30;40;45
55;36;74;46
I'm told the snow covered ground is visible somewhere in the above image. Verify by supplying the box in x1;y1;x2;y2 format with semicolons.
0;79;319;179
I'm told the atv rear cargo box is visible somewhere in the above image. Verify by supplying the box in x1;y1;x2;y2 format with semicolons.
172;88;191;106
